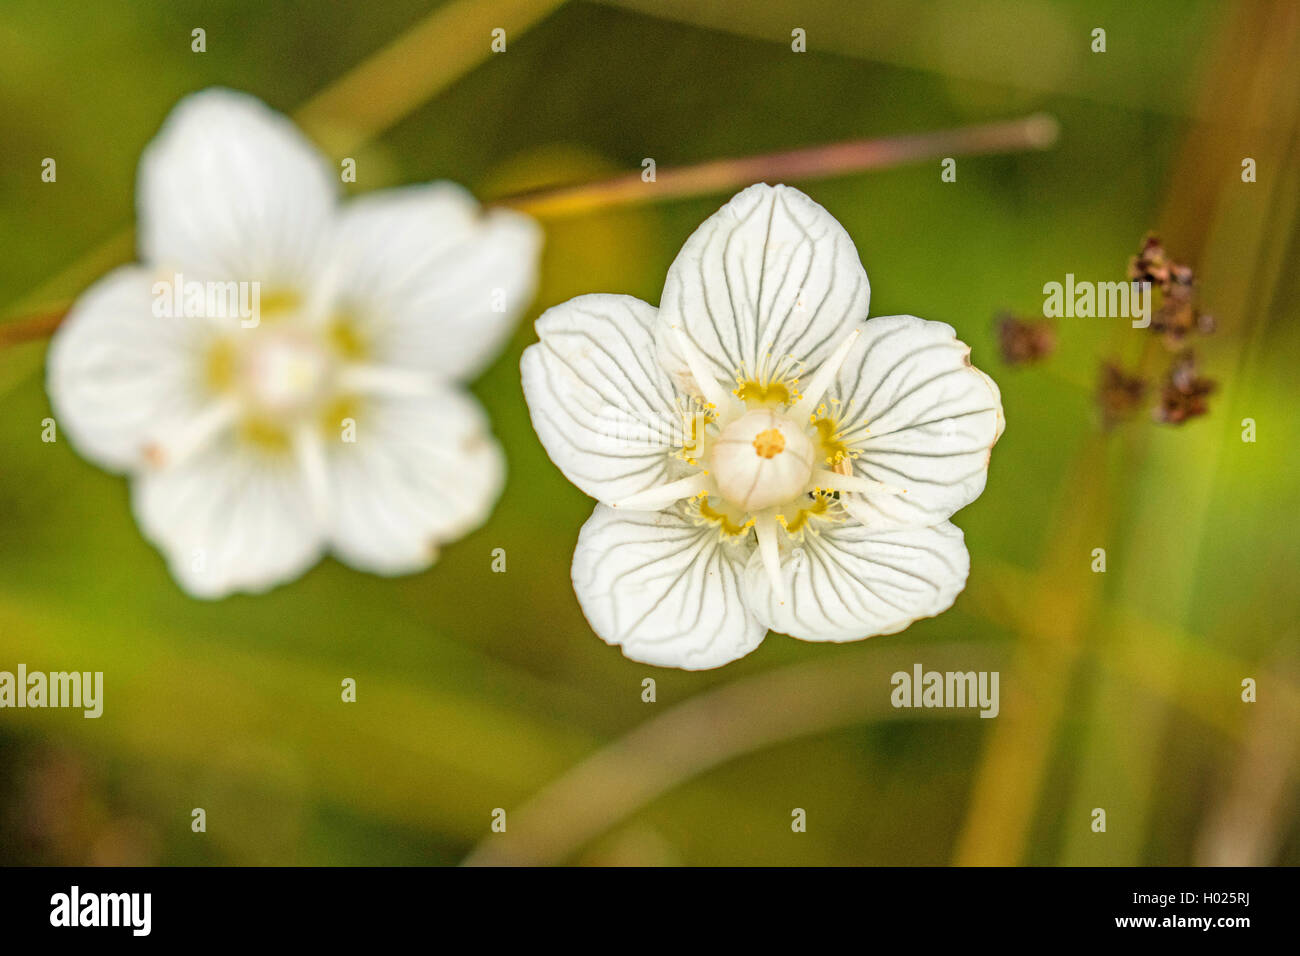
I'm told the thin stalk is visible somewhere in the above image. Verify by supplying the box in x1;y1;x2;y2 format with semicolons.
498;113;1058;218
0;114;1057;346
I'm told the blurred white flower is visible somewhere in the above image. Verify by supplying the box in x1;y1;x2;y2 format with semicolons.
48;88;541;598
522;183;1003;669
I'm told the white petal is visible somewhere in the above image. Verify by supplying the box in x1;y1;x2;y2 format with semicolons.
325;183;542;381
521;294;690;505
46;266;218;473
326;386;504;576
138;88;337;286
656;183;869;396
572;504;766;670
829;315;1004;530
131;438;325;599
744;520;969;643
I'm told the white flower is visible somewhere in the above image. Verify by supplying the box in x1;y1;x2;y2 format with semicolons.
522;183;1003;669
47;88;542;598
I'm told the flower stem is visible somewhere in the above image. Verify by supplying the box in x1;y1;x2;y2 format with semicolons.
295;0;568;156
0;114;1058;346
0;309;66;349
497;113;1059;218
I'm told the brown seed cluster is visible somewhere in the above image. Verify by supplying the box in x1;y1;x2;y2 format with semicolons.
1096;361;1149;429
1099;234;1219;428
996;312;1057;366
1153;351;1217;425
993;233;1220;429
1128;234;1216;350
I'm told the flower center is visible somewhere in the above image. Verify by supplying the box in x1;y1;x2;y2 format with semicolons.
752;428;785;458
709;408;814;512
237;332;334;417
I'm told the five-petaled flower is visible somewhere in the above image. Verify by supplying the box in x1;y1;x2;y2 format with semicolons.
522;184;1003;669
48;89;542;598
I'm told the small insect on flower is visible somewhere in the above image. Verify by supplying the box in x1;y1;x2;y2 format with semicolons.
521;184;1004;669
47;89;542;598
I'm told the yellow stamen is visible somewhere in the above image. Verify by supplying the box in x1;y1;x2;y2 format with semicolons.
205;339;236;391
240;418;291;452
811;415;851;466
320;395;358;435
696;496;753;537
734;379;795;406
258;289;303;322
783;492;836;534
328;315;368;359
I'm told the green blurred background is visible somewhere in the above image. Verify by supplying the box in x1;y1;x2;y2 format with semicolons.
1;0;1297;865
